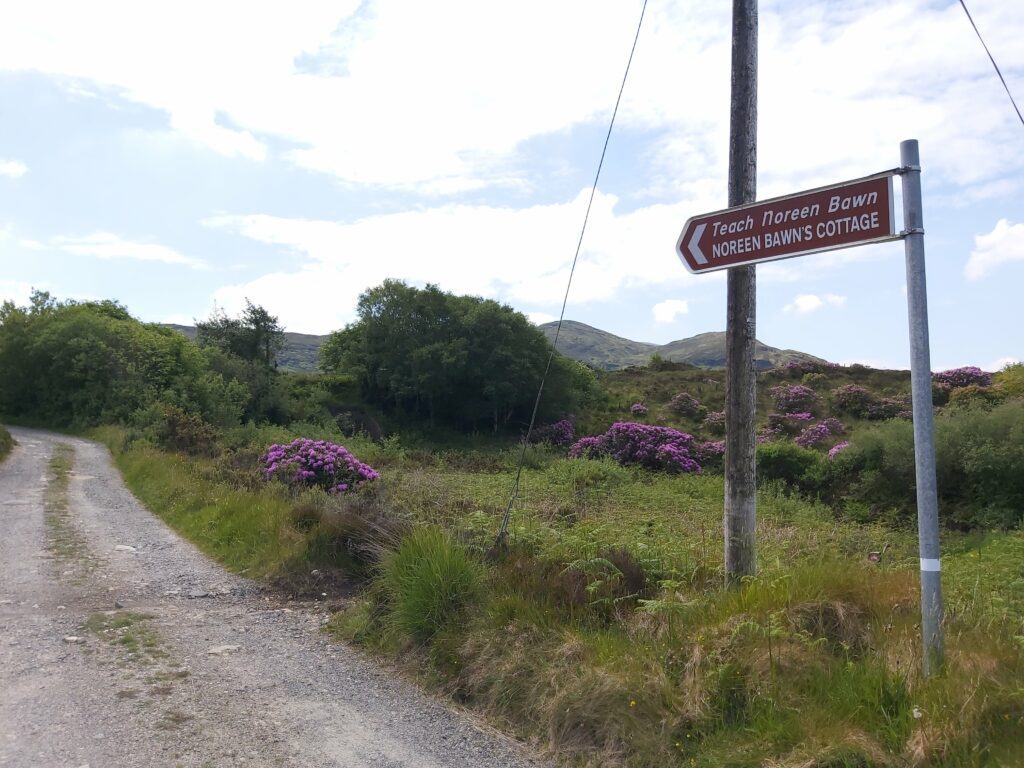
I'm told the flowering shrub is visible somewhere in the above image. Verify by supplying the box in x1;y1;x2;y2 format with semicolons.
867;398;909;420
757;426;783;444
567;435;604;459
668;392;704;418
769;384;818;412
703;410;725;435
934;366;992;389
694;440;725;471
767;411;814;435
262;438;380;494
530;419;576;447
820;417;845;434
569;422;701;473
630;402;648;416
828;441;850;460
775;360;840;379
832;385;908;421
794;418;844;448
831;384;874;417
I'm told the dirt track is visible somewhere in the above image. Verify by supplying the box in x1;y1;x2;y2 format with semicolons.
0;427;544;768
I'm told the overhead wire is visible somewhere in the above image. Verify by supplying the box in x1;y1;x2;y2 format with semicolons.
958;0;1024;129
493;0;649;549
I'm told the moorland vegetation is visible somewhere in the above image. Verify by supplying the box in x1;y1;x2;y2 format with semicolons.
1;286;1022;767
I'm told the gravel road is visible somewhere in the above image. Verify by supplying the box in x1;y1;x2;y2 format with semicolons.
0;427;547;768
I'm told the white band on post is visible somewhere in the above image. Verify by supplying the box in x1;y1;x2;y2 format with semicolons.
920;558;941;572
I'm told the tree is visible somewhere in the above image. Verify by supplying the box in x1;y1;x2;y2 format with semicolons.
195;300;288;423
320;281;587;431
195;299;284;366
0;293;244;427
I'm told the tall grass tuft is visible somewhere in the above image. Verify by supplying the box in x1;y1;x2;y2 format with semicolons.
380;527;484;642
0;426;14;462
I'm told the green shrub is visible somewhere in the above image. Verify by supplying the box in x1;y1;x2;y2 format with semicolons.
0;426;14;462
132;402;220;457
834;402;1024;528
757;442;826;495
947;383;1001;409
380;527;485;642
993;362;1024;398
310;485;410;576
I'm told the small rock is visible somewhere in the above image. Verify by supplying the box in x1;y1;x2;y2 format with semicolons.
310;569;321;578
63;636;85;644
207;644;241;656
113;601;124;609
113;545;136;553
188;590;210;599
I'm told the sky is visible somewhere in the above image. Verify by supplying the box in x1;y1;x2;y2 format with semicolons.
1;0;1022;371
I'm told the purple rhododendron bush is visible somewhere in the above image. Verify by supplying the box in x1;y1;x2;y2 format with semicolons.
262;437;380;493
569;421;703;473
933;366;992;388
769;384;818;412
529;418;576;447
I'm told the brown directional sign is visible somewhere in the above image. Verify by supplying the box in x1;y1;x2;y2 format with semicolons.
677;173;899;273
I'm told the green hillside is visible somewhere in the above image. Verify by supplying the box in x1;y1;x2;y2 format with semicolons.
540;321;826;370
164;319;822;374
164;324;326;372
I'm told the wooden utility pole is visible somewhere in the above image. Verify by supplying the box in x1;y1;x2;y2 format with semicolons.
724;0;758;583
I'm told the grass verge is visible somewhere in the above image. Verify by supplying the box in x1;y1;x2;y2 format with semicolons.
98;423;1024;766
44;443;97;577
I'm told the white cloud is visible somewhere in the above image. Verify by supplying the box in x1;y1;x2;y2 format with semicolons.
53;232;208;270
527;312;557;325
0;159;28;178
964;219;1024;280
203;190;713;333
652;299;689;324
783;293;846;314
2;2;1021;196
987;356;1020;372
0;280;37;307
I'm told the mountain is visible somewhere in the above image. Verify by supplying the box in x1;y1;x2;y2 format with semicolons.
539;320;658;371
539;321;825;370
161;318;823;374
163;324;328;373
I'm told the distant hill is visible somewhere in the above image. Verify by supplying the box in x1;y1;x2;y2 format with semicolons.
162;319;823;374
163;324;327;373
539;321;825;370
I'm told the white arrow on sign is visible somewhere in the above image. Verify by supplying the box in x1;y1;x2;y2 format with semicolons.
687;223;707;265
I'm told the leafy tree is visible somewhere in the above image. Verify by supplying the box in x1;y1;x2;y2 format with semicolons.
195;300;290;423
196;299;284;366
320;280;590;431
0;291;244;427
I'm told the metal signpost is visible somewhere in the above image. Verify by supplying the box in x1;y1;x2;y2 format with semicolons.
677;140;944;673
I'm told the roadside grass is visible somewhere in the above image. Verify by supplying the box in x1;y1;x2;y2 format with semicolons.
98;423;1024;766
0;425;14;462
85;610;167;662
44;443;96;574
